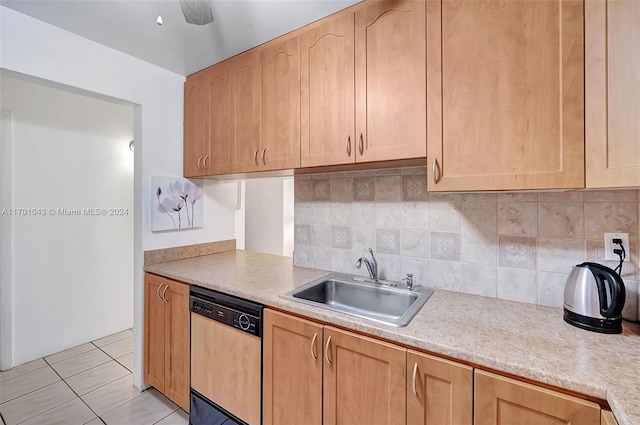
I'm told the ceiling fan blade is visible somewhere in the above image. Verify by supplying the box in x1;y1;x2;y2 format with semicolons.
179;0;214;26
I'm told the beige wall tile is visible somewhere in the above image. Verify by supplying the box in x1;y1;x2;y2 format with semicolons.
352;176;375;201
311;225;332;248
312;178;331;201
401;202;429;229
429;260;462;291
585;240;636;280
537;238;585;273
431;232;461;261
400;257;430;286
294;178;313;202
292;246;313;268
538;191;584;203
375;202;401;228
538;203;584;238
402;174;429;202
310;247;331;271
462;202;497;234
622;280;639;321
498;203;537;236
330;177;353;202
584;202;638;239
294;225;312;246
351;227;376;252
331;226;352;249
584;189;637;202
462;264;497;298
294;203;312;225
375;254;402;281
498;236;537;270
462;232;497;266
375;175;402;201
330;202;352;226
462;193;497;203
537;272;568;308
429;194;462;232
311;202;331;225
498;192;538;202
330;249;353;274
400;229;429;258
497;268;538;304
376;229;401;255
352;202;376;225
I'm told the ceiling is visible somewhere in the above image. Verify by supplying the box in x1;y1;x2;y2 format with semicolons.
0;0;359;76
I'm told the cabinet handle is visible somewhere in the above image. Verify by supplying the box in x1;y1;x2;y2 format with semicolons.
310;332;318;360
156;283;164;300
346;136;351;157
161;285;169;303
197;156;203;170
324;336;332;365
203;155;209;169
253;149;259;166
261;148;266;165
412;362;418;397
432;158;441;184
358;134;364;155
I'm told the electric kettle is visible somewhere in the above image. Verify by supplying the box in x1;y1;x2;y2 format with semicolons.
563;262;625;334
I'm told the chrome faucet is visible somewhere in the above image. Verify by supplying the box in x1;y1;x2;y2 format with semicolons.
356;248;378;281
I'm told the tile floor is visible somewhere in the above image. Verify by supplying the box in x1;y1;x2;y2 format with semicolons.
0;330;188;425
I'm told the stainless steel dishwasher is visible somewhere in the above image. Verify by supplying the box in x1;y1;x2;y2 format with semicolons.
189;285;264;425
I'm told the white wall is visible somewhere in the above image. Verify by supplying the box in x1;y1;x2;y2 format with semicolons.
1;74;135;363
0;6;237;385
244;177;294;257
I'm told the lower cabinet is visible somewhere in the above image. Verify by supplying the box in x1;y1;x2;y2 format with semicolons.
407;350;473;425
474;370;600;425
601;410;619;425
263;309;472;425
144;273;190;411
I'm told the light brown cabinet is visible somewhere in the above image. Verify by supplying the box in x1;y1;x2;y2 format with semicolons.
183;64;230;177
229;50;262;173
426;0;584;191
263;309;323;425
601;410;619;425
263;310;406;425
144;273;190;411
585;0;640;188
260;37;301;171
474;370;600;425
300;1;426;168
407;350;473;425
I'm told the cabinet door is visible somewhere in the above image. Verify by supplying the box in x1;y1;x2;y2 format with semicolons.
207;64;231;175
474;370;600;425
601;410;619;425
427;0;584;191
144;273;166;392
163;279;190;412
263;310;323;425
300;14;355;167
324;326;406;425
355;0;426;163
586;0;640;188
261;37;301;171
184;72;210;178
407;350;472;425
230;50;262;173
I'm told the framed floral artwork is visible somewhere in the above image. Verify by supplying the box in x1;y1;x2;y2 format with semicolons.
151;176;204;231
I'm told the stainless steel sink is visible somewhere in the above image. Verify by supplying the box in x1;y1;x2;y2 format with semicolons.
281;273;433;327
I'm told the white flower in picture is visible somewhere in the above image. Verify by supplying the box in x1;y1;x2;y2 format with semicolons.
152;176;203;231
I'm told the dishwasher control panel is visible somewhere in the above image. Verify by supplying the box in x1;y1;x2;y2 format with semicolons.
190;286;263;337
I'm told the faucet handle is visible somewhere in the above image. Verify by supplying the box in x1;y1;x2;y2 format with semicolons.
402;273;414;289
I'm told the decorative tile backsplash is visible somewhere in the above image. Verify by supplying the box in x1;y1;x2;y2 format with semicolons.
293;167;640;321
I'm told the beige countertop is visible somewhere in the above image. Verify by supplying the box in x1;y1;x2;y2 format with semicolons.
145;250;640;425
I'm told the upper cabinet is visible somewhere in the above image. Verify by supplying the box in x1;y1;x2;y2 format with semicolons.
184;64;230;177
355;0;426;163
585;0;640;188
300;1;426;168
260;37;301;171
229;50;262;173
427;0;584;191
300;14;356;167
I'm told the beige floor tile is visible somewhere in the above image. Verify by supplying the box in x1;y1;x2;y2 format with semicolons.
80;374;141;417
92;330;133;348
50;349;111;379
0;381;76;425
65;361;130;396
0;359;48;383
154;409;188;425
84;419;104;425
101;389;177;425
45;343;96;365
99;337;133;359
0;366;60;403
18;398;96;425
114;353;133;372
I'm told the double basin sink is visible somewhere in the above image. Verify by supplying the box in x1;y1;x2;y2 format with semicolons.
282;273;433;327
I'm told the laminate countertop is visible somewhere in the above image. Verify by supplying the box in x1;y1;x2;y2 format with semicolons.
145;250;640;425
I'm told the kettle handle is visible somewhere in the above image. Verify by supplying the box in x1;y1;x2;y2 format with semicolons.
590;265;626;317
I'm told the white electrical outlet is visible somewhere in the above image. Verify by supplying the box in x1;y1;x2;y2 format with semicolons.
604;233;629;261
